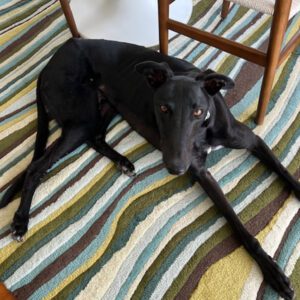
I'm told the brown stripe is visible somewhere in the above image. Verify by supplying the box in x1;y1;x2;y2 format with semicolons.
200;13;267;108
224;38;268;108
0;101;35;123
175;187;292;300
182;19;222;60
0;7;60;62
202;12;264;69
256;209;300;299
0;8;62;68
0;123;36;165
0;127;133;239
0;0;59;36
13;163;164;299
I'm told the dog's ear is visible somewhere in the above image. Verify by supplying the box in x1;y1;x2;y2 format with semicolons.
135;61;173;88
197;71;234;95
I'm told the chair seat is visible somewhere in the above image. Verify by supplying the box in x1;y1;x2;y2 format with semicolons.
229;0;300;19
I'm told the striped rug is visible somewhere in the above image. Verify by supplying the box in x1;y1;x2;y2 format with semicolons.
0;0;299;299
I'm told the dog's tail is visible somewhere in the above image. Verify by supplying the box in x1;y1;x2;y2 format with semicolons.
0;77;49;208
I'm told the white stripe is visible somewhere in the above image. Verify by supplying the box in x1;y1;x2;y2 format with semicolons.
0;0;22;11
0;28;67;90
240;197;300;300
194;10;261;67
0;0;57;34
149;217;226;300
4;149;162;287
285;239;300;277
125;187;209;299
103;187;206;300
77;186;201;299
0;90;35;118
0;121;59;173
0;111;35;140
0;17;66;70
169;0;222;57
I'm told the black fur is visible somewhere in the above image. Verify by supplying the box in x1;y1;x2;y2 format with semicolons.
1;38;299;299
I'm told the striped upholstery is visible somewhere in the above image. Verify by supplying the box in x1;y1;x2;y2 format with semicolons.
0;0;299;299
229;0;300;19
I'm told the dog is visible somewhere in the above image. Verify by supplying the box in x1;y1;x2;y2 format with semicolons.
1;38;299;299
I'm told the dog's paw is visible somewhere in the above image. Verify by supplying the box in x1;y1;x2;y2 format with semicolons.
11;212;28;242
260;255;294;300
118;158;136;177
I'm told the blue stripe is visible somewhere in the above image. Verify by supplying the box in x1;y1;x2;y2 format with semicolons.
0;103;35;126
263;212;300;300
0;20;65;75
116;192;207;300
26;166;169;298
0;0;36;17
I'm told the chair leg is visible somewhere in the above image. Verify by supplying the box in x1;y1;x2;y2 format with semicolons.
158;0;169;55
59;0;80;38
221;1;230;19
256;0;292;124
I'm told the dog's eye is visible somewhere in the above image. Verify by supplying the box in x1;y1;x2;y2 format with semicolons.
193;109;203;118
160;105;168;113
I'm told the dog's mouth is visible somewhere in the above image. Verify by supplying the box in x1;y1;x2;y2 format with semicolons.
166;166;187;176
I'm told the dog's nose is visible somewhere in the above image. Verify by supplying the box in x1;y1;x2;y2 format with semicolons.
167;167;186;175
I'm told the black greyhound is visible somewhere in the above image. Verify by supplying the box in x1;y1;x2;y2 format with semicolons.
1;38;299;299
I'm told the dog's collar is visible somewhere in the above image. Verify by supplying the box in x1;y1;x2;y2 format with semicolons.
205;110;211;121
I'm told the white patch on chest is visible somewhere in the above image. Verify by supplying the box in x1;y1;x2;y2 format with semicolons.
206;145;224;154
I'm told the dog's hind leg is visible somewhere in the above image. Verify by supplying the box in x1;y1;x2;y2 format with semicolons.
0;95;49;208
189;160;294;300
11;126;88;241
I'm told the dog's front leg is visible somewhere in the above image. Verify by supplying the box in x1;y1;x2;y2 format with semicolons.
189;162;294;300
250;135;300;199
227;122;300;199
90;138;135;177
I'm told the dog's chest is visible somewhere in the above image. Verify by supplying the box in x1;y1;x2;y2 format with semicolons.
206;145;224;154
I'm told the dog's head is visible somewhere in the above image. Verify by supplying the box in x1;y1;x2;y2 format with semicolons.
135;61;234;175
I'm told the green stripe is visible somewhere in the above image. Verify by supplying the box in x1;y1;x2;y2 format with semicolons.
0;8;63;65
188;0;217;25
0;119;36;155
0;12;65;76
239;46;298;127
0;0;54;31
218;17;271;74
53;173;195;300
132;115;299;300
0;142;153;278
290;256;300;299
191;6;249;65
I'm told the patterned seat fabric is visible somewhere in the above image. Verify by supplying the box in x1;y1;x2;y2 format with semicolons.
229;0;300;18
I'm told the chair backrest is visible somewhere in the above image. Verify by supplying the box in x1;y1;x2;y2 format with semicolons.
228;0;300;19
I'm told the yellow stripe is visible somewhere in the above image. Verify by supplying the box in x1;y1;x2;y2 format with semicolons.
190;197;291;300
0;81;36;114
45;174;175;299
0;108;36;133
0;141;147;263
0;2;59;46
215;16;270;71
238;57;287;123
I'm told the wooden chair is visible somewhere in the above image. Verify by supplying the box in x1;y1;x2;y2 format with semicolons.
59;0;299;124
158;0;300;124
